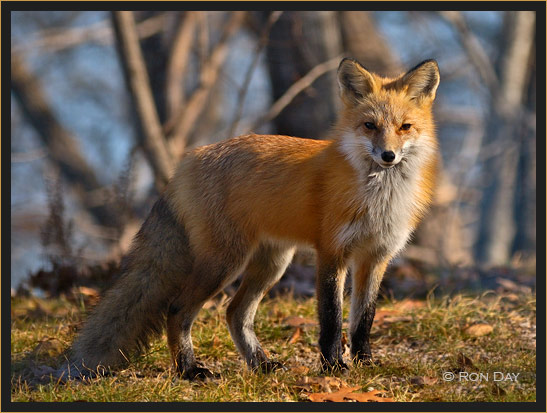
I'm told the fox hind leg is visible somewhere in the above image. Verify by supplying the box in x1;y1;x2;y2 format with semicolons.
167;249;252;380
227;242;295;372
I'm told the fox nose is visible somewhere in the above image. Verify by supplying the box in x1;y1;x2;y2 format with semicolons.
381;151;396;163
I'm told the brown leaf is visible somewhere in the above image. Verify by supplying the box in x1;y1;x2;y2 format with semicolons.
503;293;520;302
284;316;317;328
76;286;99;297
347;389;395;402
307;386;394;402
32;337;64;358
288;327;302;343
492;382;507;396
308;386;359;402
295;376;345;393
464;323;493;337
74;286;100;306
457;352;476;369
374;309;402;325
211;335;221;348
410;376;438;387
341;331;348;347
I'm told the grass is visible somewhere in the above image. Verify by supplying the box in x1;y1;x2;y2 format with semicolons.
11;290;536;403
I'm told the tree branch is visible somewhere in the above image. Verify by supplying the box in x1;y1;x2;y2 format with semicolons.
437;11;499;93
227;11;282;137
165;11;198;121
166;11;246;158
13;13;168;55
250;54;343;131
111;11;174;188
11;52;118;228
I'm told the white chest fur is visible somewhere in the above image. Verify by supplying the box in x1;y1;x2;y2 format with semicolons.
335;157;424;258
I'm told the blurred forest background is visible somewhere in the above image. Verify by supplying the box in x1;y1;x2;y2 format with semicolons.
10;10;537;297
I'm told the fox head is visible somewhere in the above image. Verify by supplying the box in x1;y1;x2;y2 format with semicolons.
335;58;440;170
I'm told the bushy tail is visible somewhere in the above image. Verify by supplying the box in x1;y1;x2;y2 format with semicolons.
67;197;194;376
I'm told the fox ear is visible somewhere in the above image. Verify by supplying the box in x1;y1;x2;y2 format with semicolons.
401;59;440;101
337;58;376;104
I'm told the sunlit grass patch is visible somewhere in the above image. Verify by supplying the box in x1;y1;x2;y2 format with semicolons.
11;290;536;402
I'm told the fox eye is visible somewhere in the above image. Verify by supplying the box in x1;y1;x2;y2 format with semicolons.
401;123;412;131
364;122;376;130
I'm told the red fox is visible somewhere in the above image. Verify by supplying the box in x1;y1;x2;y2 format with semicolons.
62;58;440;380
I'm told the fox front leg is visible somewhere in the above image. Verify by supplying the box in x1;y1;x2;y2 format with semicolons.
316;256;348;372
349;258;389;364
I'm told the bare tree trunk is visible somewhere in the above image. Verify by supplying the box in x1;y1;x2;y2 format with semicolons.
131;11;175;125
512;49;536;257
111;11;174;189
263;11;343;139
338;11;402;77
11;52;118;228
476;11;536;265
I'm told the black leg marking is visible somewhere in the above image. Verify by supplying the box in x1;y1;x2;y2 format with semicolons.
317;261;348;372
351;299;377;364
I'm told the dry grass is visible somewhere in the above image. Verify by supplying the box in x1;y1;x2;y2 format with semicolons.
10;289;536;402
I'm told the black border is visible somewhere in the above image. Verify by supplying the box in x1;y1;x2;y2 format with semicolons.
3;1;546;412
1;1;545;11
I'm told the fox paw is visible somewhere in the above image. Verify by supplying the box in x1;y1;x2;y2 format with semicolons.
353;352;379;367
320;359;349;374
256;360;287;373
182;366;219;381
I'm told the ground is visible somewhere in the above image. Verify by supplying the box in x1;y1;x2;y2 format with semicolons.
11;289;536;402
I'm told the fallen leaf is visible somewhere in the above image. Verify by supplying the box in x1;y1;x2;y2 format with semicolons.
348;389;395;402
288;327;301;344
76;286;99;297
284;316;317;328
503;293;520;302
491;382;506;396
341;331;348;347
457;352;476;369
307;386;394;402
308;386;359;402
410;376;438;386
464;323;493;337
211;335;221;348
295;376;345;393
374;310;402;325
32;337;64;358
